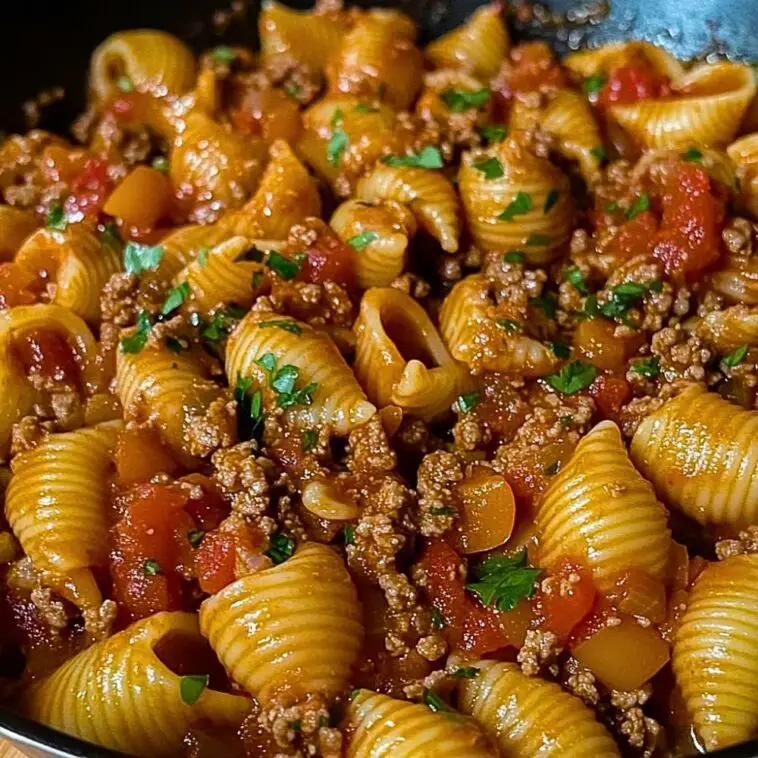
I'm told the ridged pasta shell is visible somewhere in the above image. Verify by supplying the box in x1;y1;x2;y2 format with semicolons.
346;689;497;757
222;139;321;240
425;2;508;79
458;139;573;262
14;226;121;323
673;555;758;752
354;287;472;421
711;251;758;306
90;29;196;102
24;612;250;757
439;274;558;376
536;420;671;590
457;660;620;757
330;199;416;288
200;542;363;705
0;205;38;260
356;163;461;253
563;41;685;82
156;223;236;281
226;310;375;435
727;133;758;219
609;62;756;149
697;305;758;351
301;479;360;520
631;384;758;528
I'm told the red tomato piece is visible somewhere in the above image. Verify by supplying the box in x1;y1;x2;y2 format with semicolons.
497;42;567;98
193;532;237;595
301;231;356;287
539;558;597;641
65;158;113;218
181;474;230;531
590;374;632;418
11;328;81;387
598;60;672;106
607;211;659;261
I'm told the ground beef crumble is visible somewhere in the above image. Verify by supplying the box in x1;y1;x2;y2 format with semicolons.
415;451;463;537
716;526;758;559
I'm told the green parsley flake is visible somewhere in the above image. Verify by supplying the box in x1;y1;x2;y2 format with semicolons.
440;88;490;113
423;689;452;713
496;318;520;335
327;109;348;166
257;353;318;409
456;390;481;413
625;193;651;220
354;102;378;114
200;307;243;344
382;146;444;169
161;282;190;316
347;230;380;251
257;319;302;335
284;82;301;100
187;529;205;548
546;360;596;395
530;295;557;319
196;246;210;267
343;525;355;545
478;123;507;144
472;157;504;180
504;251;525;264
564;265;589;295
430;606;445;630
211;45;236;64
559;414;574;427
497;191;532;221
120;311;152;354
46;201;68;231
550;342;570;360
267;250;304;280
599;281;652;323
590;146;608;164
101;221;122;249
723;344;749;368
143;559;161;576
151;156;169;173
180;674;209;705
116;76;133;93
631;356;661;378
265;533;295;564
430;506;457;516
302;429;319;453
123;241;164;274
682;147;703;163
544;188;560;214
465;550;541;612
451;667;480;679
583;74;606;95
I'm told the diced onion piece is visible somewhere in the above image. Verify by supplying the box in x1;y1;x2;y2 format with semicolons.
607;569;667;624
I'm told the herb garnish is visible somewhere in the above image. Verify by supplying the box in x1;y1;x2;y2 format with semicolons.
497;191;532;221
465;550;541;612
546;360;597;395
382;146;444;169
440;88;490;113
265;533;295;564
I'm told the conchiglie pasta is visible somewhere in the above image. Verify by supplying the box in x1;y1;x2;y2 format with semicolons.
439;274;558;376
346;689;496;758
354;287;473;421
415;70;494;130
563;41;685;82
356;163;461;253
727;133;758;218
631;384;758;528
225;310;375;435
457;660;620;757
673;555;758;752
425;2;508;79
116;345;235;466
0;205;38;260
24;612;250;757
330;199;416;288
711;249;758;305
200;542;362;705
458;139;573;262
697;305;758;351
155;223;235;281
89;29;196;103
535;420;671;590
14;226;121;323
5;420;121;611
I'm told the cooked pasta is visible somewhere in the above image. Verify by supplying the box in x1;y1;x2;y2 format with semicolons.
697;304;758;350
155;223;236;281
0;206;38;260
24;612;250;756
199;542;362;705
728;133;758;219
631;385;758;528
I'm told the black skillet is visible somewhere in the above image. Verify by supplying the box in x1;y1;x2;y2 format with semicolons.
1;0;758;755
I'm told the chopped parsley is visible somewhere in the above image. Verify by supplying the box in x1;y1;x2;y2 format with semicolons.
45;201;67;231
302;429;319;452
257;319;302;335
456;390;481;413
284;82;301;100
590;146;607;164
199;306;244;345
547;360;597;395
430;606;445;630
343;525;355;545
327;109;348;166
478;123;507;144
526;233;552;247
120;311;152;354
564;265;589;295
354;102;378;114
151;155;169;173
123;241;164;274
550;341;570;359
382;146;444;169
599;281;655;323
497;191;532;221
196;246;210;266
583;74;606;95
465;550;540;612
166;336;189;354
161;282;190;316
472;157;504;180
234;376;264;438
101;221;122;249
530;294;557;319
496;318;520;335
115;76;133;93
265;533;295;564
143;559;161;576
266;250;305;280
180;674;209;705
630;356;661;378
682;147;703;163
211;45;236;64
423;689;452;713
625;193;651;220
544;460;561;475
544;188;560;214
605;201;619;212
257;353;318;409
559;414;574;427
430;506;457;516
451;667;479;680
187;529;205;548
347;230;380;250
440;88;490;113
723;344;749;368
504;251;525;264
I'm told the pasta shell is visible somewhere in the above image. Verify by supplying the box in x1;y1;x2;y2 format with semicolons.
697;304;758;351
631;384;758;528
0;205;38;260
536;420;671;591
458;139;573;262
673;555;758;752
609;62;756;149
439;274;558;376
346;689;496;757
156;223;235;281
90;29;196;103
415;70;494;128
356;163;461;253
727;133;758;219
563;41;685;82
226;310;375;435
14;226;121;323
457;660;620;757
354;287;473;421
330;199;416;288
199;543;363;705
301;479;360;520
24;612;250;757
711;250;758;306
425;2;508;79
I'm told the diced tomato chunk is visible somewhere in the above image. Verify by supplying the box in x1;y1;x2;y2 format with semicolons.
496;42;567;98
193;532;237;595
597;60;672;106
301;231;356;287
181;474;230;531
0;263;41;309
607;211;659;261
590;374;632;418
65;158;113;218
11;328;81;387
538;558;597;641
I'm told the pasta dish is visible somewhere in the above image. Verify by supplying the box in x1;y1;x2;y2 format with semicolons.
1;2;758;756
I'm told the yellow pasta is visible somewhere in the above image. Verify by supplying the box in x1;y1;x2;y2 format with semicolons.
222;139;321;240
727;133;758;218
711;248;758;305
631;384;758;528
535;420;671;590
0;205;38;260
14;226;121;323
155;223;236;281
199;542;362;705
673;555;758;752
457;660;620;757
697;305;758;351
116;345;235;466
5;420;121;611
439;273;558;376
259;1;344;73
24;611;250;757
354;287;473;421
89;29;196;103
225;310;375;435
356;163;461;253
458;138;573;262
346;689;496;757
563;41;685;82
415;70;494;132
325;10;423;110
330;198;416;288
425;2;508;79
